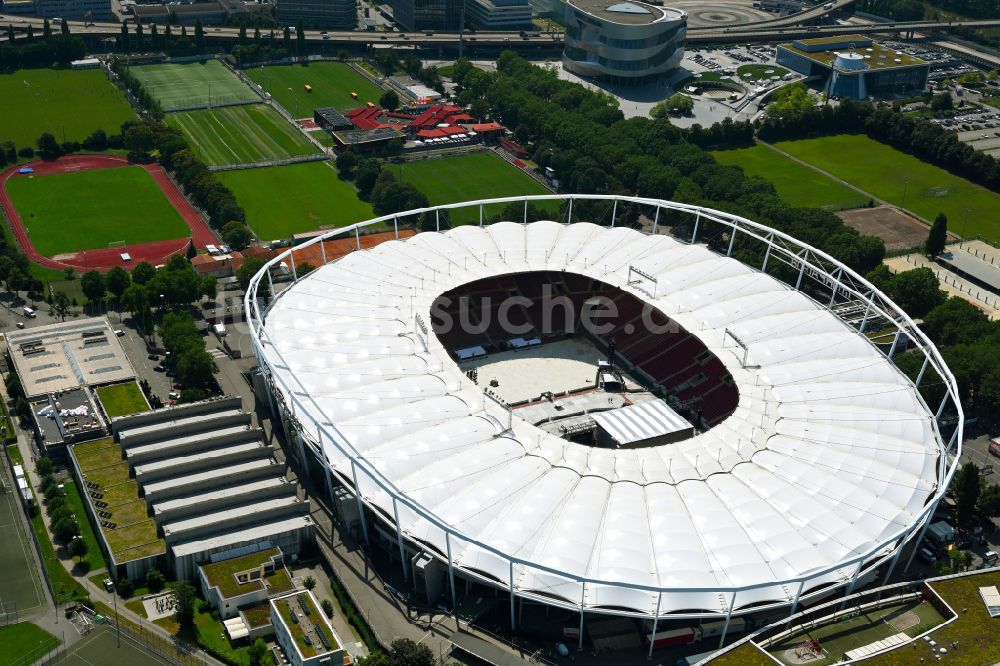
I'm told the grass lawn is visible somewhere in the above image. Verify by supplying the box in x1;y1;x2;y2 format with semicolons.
166;104;320;167
31;502;89;602
767;600;944;665
736;64;790;83
5;166;191;256
773;134;1000;242
217;161;373;239
131;60;259;111
61;481;107;573
706;643;774;666
0;69;135;147
0;623;58;666
712;144;868;211
385;151;556;224
96;382;149;418
244;61;385;116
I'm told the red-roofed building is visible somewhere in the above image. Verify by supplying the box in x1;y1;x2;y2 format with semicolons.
467;122;504;139
406;105;480;134
345;106;391;130
415;125;468;140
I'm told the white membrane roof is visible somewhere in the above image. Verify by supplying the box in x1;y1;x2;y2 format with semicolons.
261;221;941;616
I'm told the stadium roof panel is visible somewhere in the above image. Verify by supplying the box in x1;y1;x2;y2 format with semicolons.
258;220;946;616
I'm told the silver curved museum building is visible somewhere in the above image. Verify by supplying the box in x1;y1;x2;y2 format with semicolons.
562;0;686;83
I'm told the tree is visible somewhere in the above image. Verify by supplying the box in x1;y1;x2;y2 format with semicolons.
379;89;400;112
68;536;88;563
651;93;694;117
388;638;434;666
194;19;205;51
237;256;267;292
926;212;947;257
304;575;316;590
356;654;390;666
201;276;217;302
43;18;51;40
221;220;253;250
36;457;54;477
955;461;981;526
890;267;946;319
766;83;816;116
80;270;106;305
171;580;197;628
37;132;61;159
131;261;156;285
930;92;953;111
297;262;316;276
295;21;304;56
321;598;334;617
248;638;270;666
146;567;166;593
978;484;1000;518
53;516;79;543
117;578;134;598
283;25;291;52
51;291;70;321
105;266;131;301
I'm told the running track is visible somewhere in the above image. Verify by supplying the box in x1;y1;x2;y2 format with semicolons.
0;154;219;272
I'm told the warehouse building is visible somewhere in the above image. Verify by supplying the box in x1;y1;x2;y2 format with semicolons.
777;35;929;99
562;0;686;84
69;397;313;582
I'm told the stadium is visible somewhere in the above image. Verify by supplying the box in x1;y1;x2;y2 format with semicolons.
246;195;962;652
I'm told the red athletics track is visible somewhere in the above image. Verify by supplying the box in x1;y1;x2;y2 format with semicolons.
0;154;219;272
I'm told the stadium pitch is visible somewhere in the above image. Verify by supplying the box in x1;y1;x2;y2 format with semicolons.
166;104;321;167
4;162;192;257
217;161;374;239
0;68;135;147
245;61;385;116
131;60;260;111
712;144;867;211
386;151;556;224
774;134;1000;242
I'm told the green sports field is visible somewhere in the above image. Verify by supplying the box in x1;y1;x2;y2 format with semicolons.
0;69;135;147
0;623;58;666
245;61;385;116
713;144;867;211
61;626;170;666
0;470;45;614
166;104;321;166
386;151;556;224
773;134;1000;242
6;167;191;256
217;161;374;239
131;60;259;111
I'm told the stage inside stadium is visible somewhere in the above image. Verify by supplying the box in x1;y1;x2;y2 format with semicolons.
456;337;644;406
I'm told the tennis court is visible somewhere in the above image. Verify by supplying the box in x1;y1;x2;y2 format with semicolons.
0;466;45;615
131;60;260;111
166;104;321;166
61;626;172;666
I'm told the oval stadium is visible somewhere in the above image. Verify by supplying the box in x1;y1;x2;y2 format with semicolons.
246;195;961;649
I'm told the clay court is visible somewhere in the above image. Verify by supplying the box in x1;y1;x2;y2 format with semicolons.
837;206;932;253
0;155;217;272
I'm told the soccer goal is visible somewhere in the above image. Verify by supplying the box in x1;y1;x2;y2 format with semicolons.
107;240;127;250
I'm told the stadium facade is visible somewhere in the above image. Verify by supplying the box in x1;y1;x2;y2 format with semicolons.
562;0;686;84
247;196;961;651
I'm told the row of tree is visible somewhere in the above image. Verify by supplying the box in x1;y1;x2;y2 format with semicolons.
0;21;86;68
109;57;164;120
757;97;1000;195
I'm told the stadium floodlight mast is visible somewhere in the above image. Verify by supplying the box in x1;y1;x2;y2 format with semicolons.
245;195;962;650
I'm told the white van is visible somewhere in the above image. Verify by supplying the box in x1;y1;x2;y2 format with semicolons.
22;306;36;318
985;551;998;566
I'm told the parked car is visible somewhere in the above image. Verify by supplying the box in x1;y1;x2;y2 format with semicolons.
165;368;176;377
171;382;184;390
15;322;24;329
147;353;159;361
153;365;166;372
168;391;180;400
919;548;937;565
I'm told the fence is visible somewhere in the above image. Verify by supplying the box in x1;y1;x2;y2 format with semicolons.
81;607;208;666
207;154;329;173
163;98;261;114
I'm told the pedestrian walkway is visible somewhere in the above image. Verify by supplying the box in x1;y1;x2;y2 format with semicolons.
885;253;1000;319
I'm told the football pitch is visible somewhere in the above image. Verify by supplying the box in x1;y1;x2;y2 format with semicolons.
245;61;385;116
773;134;1000;242
61;626;171;666
386;151;556;224
166;104;320;166
217;161;374;239
0;69;135;147
131;60;259;111
712;144;867;211
6;167;191;256
0;468;45;615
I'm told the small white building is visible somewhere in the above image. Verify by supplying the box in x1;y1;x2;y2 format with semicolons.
270;590;344;666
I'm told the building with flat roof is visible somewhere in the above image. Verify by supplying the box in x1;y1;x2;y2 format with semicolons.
68;397;312;582
562;0;686;84
198;546;294;620
466;0;532;30
389;0;461;32
777;35;929;99
275;0;357;29
18;0;114;20
270;590;345;666
6;317;136;399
